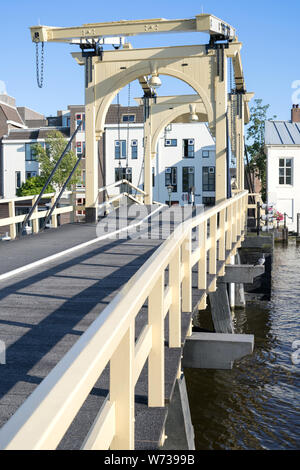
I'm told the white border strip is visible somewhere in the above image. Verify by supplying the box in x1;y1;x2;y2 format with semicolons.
0;205;164;283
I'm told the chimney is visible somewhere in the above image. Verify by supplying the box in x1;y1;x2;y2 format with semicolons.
291;104;300;123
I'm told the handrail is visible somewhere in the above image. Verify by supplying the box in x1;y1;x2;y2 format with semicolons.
98;179;147;197
0;191;248;450
0;192;74;239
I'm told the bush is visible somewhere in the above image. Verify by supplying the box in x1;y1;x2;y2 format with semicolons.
16;176;54;197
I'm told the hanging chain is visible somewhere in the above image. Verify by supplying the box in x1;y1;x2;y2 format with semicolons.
36;42;45;88
126;83;131;168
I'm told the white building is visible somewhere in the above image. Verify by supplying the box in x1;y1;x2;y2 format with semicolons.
105;119;216;206
265;106;300;232
1;127;70;199
1;102;217;212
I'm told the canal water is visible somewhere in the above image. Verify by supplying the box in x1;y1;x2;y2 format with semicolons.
185;242;300;450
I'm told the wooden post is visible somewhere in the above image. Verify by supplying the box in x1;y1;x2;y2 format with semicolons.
51;195;57;228
148;275;164;407
208;214;217;292
198;221;207;290
8;201;16;239
169;249;181;348
215;50;228;204
110;321;134;449
85;55;99;223
182;234;192;312
32;196;39;234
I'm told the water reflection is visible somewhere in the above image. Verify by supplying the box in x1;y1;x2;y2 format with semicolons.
185;243;300;450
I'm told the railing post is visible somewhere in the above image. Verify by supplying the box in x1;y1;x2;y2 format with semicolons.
208;214;217;292
226;204;232;252
198;221;207;290
148;274;164;407
232;201;237;244
169;249;181;348
110;321;134;450
219;208;226;276
32;196;39;234
8;201;16;239
51;195;58;228
182;233;192;312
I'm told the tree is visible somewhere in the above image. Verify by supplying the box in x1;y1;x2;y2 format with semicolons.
32;130;80;191
246;99;276;201
16;176;54;197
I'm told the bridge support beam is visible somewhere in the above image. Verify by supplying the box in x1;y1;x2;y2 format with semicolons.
209;281;234;333
162;374;195;450
182;332;254;370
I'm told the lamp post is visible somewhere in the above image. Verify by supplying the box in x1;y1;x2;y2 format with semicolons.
167;185;173;207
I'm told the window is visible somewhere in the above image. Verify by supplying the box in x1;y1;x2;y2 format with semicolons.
15;171;21;190
25;143;38;161
76;141;85;159
203;197;215;206
115;140;127;159
26;171;37;180
131;140;138;159
182;167;195;193
115;167;132;193
77;170;86;188
183;139;195;158
165;167;177;192
279;158;293;185
76;113;85;131
202;167;215;191
164;139;177;147
122;114;135;122
202;150;211;158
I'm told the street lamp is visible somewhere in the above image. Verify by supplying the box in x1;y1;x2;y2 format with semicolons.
167;185;173;207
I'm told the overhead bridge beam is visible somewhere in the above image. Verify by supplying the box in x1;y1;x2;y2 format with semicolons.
182;333;254;370
30;14;236;43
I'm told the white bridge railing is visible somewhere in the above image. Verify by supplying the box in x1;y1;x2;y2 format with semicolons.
0;190;248;450
0;192;74;239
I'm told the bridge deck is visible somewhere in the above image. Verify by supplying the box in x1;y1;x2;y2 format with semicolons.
0;206;238;449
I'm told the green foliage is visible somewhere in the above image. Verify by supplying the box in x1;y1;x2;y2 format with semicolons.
246;99;276;202
16;176;54;197
32;130;80;191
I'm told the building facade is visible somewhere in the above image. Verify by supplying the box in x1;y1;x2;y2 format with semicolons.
265;105;300;232
1;99;218;217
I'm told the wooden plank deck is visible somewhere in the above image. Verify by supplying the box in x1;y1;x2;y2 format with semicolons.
0;205;243;449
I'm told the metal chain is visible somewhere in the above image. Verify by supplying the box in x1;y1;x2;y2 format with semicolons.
126;82;131;168
36;42;44;88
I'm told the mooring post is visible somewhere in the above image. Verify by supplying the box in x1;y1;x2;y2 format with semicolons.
229;255;235;309
296;214;300;243
234;252;246;308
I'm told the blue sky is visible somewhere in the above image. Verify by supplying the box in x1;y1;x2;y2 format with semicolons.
0;0;299;121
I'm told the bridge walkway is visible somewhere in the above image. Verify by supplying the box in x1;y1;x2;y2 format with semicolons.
0;205;209;449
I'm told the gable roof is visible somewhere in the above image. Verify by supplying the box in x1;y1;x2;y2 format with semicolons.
265;120;300;145
0;102;24;126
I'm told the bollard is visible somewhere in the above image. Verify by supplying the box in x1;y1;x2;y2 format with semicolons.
297;214;300;243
